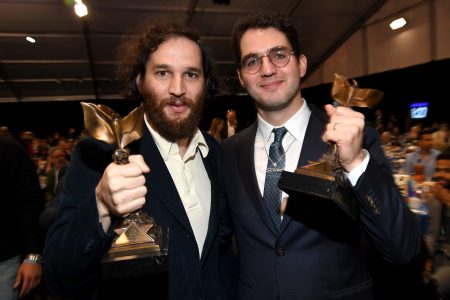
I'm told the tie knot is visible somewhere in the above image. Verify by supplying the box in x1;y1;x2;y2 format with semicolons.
272;127;287;144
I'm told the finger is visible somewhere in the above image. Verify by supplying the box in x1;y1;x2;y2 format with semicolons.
129;155;150;173
114;196;147;216
123;197;147;214
18;278;31;298
111;186;147;213
280;197;288;215
13;273;22;289
108;174;147;193
324;104;336;118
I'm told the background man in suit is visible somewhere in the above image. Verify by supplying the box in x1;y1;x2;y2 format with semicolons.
44;21;224;300
0;136;44;299
221;109;241;139
220;13;421;299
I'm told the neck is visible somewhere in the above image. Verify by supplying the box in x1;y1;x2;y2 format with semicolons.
177;137;190;158
420;148;430;156
259;97;303;126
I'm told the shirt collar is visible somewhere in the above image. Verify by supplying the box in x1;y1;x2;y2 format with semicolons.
257;98;311;143
144;114;209;161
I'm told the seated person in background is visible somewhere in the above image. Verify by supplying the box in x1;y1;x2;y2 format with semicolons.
44;146;68;205
208;117;225;142
405;127;441;181
425;149;450;299
433;123;449;152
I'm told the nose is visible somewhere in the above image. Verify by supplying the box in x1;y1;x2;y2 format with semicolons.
259;55;277;76
168;75;186;97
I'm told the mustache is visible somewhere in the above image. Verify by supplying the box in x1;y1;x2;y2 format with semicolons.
153;95;194;107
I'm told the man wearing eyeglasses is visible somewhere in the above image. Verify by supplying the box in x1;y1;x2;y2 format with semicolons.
220;13;420;299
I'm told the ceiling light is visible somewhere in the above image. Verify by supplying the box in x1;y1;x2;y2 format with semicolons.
390;18;407;30
74;2;88;17
26;36;36;43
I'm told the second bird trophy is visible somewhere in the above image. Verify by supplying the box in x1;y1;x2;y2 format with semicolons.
81;102;169;278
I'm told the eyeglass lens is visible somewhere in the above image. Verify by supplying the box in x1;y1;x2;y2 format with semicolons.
241;47;293;74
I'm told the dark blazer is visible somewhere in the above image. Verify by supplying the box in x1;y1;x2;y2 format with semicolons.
0;136;44;261
220;105;420;300
44;126;224;300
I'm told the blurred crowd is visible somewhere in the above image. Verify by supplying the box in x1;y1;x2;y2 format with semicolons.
0;126;87;207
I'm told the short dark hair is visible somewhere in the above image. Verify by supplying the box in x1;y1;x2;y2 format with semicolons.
437;149;450;161
418;127;437;139
116;20;216;101
231;13;301;68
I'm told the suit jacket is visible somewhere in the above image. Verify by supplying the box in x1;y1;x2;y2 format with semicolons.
220;105;420;300
0;136;44;261
44;126;224;300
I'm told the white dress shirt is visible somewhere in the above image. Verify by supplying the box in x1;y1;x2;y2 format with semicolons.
227;121;236;137
145;116;211;257
255;99;370;218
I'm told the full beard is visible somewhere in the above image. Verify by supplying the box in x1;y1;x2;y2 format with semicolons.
142;89;204;142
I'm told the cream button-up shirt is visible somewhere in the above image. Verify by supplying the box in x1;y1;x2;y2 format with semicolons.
145;116;211;257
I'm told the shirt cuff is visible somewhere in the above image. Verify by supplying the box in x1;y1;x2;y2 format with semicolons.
345;149;370;186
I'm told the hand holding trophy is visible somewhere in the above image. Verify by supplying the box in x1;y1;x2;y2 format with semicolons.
81;102;169;278
278;73;384;219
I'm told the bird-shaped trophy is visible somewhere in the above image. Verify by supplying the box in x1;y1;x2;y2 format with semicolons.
278;73;384;220
81;102;169;279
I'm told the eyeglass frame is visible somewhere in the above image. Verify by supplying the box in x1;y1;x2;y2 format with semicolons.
238;46;296;74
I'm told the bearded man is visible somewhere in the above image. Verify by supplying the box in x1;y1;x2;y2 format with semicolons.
44;21;224;300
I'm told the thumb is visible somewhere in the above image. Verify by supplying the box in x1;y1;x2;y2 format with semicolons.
324;104;336;118
129;154;150;173
13;272;22;289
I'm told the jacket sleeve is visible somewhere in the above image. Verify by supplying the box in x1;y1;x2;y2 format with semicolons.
355;128;421;264
43;138;115;297
13;139;45;256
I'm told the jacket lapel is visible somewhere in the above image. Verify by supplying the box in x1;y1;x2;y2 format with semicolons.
137;127;195;237
279;107;329;234
199;138;220;262
237;123;279;236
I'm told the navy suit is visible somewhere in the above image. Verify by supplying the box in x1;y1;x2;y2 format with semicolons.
44;126;224;299
220;106;420;299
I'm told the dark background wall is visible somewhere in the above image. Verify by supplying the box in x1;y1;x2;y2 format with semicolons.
1;58;449;138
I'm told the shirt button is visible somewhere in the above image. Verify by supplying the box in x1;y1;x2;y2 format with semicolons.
276;247;286;256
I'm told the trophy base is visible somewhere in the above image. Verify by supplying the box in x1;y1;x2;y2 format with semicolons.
278;170;357;220
101;226;169;279
101;251;170;279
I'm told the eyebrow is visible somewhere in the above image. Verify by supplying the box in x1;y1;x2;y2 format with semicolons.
241;46;287;61
152;64;203;74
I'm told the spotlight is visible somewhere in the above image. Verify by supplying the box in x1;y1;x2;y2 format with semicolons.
390;18;407;30
74;2;88;17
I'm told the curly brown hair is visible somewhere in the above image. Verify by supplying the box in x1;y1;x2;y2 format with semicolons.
116;20;216;101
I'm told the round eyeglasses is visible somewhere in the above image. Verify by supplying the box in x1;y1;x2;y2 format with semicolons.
240;47;295;74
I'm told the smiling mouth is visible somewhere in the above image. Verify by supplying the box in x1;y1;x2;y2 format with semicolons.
260;79;283;88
